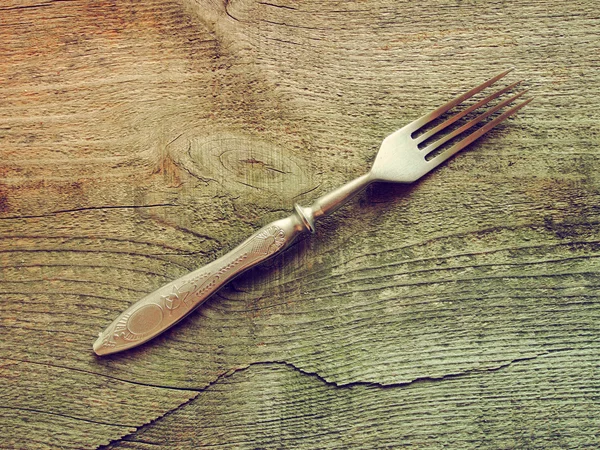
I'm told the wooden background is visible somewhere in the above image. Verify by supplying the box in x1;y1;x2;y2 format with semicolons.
1;0;599;448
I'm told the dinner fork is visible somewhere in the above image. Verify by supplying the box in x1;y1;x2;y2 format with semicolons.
94;68;531;356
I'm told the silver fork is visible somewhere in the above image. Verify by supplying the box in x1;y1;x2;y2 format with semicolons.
94;69;532;356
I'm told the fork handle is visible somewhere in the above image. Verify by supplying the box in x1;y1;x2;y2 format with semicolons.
94;173;373;356
93;214;310;355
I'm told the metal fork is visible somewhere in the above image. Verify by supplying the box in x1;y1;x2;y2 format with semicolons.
94;68;531;356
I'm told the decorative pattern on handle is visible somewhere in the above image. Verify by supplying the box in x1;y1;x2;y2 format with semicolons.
95;224;288;354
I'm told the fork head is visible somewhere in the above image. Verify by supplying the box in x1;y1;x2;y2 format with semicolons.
370;68;532;184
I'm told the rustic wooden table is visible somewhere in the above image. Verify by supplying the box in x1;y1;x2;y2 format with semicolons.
1;0;598;448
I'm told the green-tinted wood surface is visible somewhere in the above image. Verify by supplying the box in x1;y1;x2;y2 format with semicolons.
1;0;599;448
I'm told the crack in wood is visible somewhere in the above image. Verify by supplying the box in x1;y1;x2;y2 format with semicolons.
218;353;550;391
0;204;179;221
0;405;133;429
2;357;201;393
257;2;298;11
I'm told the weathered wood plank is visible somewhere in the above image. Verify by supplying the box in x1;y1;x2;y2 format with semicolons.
102;350;599;449
1;0;599;448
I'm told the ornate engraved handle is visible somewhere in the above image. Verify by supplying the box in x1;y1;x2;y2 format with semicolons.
93;214;310;355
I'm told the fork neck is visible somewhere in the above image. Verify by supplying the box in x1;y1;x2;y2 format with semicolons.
294;172;374;233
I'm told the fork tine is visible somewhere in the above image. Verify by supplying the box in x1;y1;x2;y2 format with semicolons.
414;80;523;145
428;97;533;167
422;89;529;156
407;68;514;133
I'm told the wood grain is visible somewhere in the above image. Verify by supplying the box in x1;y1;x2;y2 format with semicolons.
1;0;599;448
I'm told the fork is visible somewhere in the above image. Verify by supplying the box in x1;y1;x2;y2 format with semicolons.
94;68;532;356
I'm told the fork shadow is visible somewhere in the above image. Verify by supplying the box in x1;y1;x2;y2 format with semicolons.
365;180;419;205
